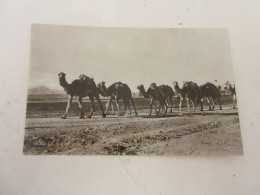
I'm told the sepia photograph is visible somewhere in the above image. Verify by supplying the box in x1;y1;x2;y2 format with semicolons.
23;24;243;155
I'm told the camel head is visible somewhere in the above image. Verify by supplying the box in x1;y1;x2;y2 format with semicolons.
173;81;179;87
183;81;188;85
97;81;108;96
137;84;144;91
97;81;106;90
149;83;157;90
58;72;66;79
173;81;181;91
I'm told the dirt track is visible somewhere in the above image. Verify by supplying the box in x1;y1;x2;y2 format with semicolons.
23;106;243;155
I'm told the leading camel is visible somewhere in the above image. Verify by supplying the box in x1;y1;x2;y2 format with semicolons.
97;81;138;116
173;81;204;116
200;82;222;110
58;72;106;119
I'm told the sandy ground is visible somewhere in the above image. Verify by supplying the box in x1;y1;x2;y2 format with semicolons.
23;105;243;155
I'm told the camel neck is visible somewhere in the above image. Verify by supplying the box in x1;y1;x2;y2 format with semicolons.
99;86;109;97
59;77;69;89
174;84;181;93
98;88;108;97
140;87;149;98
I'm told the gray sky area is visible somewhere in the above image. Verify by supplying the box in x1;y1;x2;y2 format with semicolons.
29;24;234;92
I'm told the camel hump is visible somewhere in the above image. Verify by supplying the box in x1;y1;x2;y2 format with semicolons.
184;81;202;98
159;85;174;95
202;82;221;97
71;79;84;86
110;82;122;88
205;82;216;88
68;79;87;95
115;82;126;89
111;82;132;98
207;82;221;97
184;81;198;89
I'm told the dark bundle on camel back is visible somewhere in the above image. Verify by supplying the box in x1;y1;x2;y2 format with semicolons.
58;72;106;119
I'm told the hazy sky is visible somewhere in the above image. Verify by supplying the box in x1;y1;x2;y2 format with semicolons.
29;24;234;92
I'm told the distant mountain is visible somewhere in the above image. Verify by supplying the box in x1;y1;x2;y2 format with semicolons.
28;86;63;95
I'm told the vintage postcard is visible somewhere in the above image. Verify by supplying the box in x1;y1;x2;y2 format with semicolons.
23;24;243;155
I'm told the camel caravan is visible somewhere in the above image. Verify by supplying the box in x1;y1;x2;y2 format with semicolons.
58;72;236;119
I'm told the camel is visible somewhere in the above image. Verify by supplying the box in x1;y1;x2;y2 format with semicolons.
165;85;175;113
173;81;204;116
97;81;118;115
137;84;159;116
149;83;175;114
97;81;138;116
162;85;174;113
58;72;106;119
200;82;222;110
227;83;236;108
97;81;123;115
137;84;174;116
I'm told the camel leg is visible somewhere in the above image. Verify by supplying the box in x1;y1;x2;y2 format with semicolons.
163;101;168;116
158;102;163;115
129;98;138;116
87;96;95;118
158;101;161;114
206;97;211;111
149;98;154;116
217;97;222;110
62;95;73;119
96;95;106;118
119;100;127;116
169;97;173;113
233;94;236;109
111;102;115;115
77;97;84;119
107;98;118;115
115;98;120;114
128;100;131;115
165;99;169;111
211;97;215;110
200;98;204;115
105;97;112;115
154;101;160;115
186;98;191;114
179;97;183;116
164;99;169;114
191;99;196;116
105;102;109;114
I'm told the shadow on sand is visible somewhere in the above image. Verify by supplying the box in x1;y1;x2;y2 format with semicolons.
197;112;238;116
140;110;238;118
